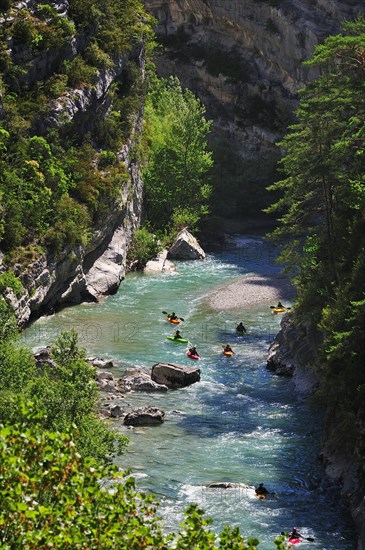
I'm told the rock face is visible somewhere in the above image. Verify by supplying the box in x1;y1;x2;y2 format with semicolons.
7;118;143;327
0;4;146;327
266;314;319;393
167;228;205;260
144;0;364;219
123;406;165;426
151;362;201;388
119;368;169;392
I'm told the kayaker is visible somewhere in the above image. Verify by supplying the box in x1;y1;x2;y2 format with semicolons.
189;346;200;357
277;302;284;308
236;322;247;334
223;343;234;354
255;483;269;496
174;330;182;339
169;312;178;320
289;527;302;541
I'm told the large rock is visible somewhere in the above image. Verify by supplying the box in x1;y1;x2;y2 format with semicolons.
119;368;168;392
123;406;165;426
167;228;205;260
266;314;319;389
87;357;114;369
144;249;176;273
151;362;200;389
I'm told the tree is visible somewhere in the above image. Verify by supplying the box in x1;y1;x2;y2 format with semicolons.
143;76;213;232
267;16;365;321
266;17;365;458
0;329;128;463
0;410;288;549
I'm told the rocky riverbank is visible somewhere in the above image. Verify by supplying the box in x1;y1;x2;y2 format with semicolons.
267;314;365;549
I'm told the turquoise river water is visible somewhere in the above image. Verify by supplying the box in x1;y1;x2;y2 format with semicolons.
23;235;355;548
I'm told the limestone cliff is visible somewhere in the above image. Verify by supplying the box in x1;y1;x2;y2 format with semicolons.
0;1;147;325
144;0;364;218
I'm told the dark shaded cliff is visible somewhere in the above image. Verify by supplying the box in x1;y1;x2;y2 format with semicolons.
144;0;364;221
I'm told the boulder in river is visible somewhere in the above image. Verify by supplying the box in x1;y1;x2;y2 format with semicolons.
87;357;114;369
151;362;200;389
123;406;165;426
205;482;250;489
119;368;168;392
144;249;176;273
167;228;205;260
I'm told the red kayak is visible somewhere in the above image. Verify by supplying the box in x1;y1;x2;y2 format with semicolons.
288;538;301;545
187;351;200;360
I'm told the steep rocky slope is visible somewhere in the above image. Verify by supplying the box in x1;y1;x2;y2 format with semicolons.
268;315;365;549
0;0;148;325
144;0;364;218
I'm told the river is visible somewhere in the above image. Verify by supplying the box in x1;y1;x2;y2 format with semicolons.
23;235;355;548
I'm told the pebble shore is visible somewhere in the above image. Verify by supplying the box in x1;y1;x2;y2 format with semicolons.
205;273;295;310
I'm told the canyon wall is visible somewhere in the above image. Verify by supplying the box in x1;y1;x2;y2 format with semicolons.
144;0;364;219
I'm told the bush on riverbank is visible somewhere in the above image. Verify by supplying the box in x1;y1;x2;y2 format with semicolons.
0;410;288;549
127;226;162;270
0;315;128;463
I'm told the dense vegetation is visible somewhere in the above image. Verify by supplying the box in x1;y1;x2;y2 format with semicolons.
267;16;365;456
0;0;154;263
0;303;128;462
142;75;213;235
0;409;290;548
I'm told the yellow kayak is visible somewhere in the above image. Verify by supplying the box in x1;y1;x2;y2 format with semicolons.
272;307;287;314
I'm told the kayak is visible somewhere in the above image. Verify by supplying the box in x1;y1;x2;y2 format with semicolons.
167;316;180;324
187;351;200;360
223;350;234;357
167;336;188;344
255;493;266;500
288;538;301;545
272;307;287;314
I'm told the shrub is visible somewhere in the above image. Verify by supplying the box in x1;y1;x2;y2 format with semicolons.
127;227;161;269
0;270;23;297
64;56;98;88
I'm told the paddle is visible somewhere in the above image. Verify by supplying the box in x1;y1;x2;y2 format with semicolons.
281;532;314;542
162;310;185;321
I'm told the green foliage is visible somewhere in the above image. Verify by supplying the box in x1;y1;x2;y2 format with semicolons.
64;55;98;88
0;416;163;549
127;226;162;269
0;329;128;462
266;16;365;454
0;0;155;263
43;195;91;254
0;414;272;548
0;297;18;341
0;270;23;297
143;76;213;233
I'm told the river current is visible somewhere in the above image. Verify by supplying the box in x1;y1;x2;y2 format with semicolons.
23;235;355;548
